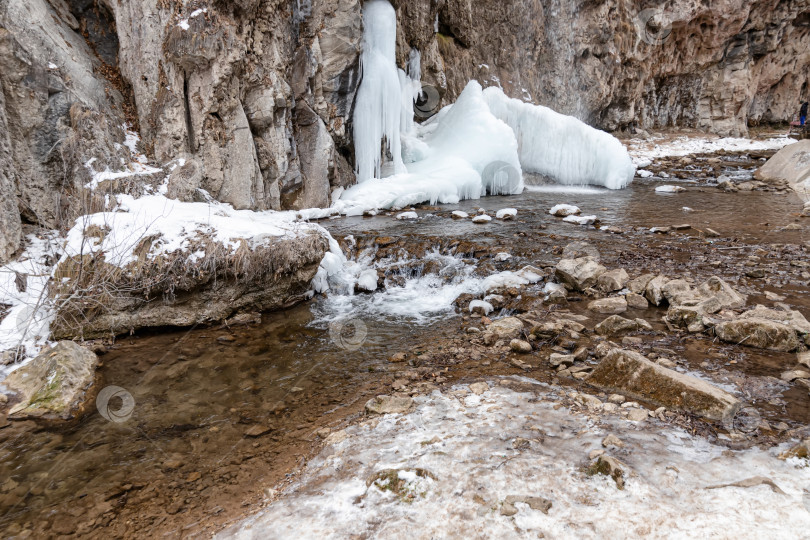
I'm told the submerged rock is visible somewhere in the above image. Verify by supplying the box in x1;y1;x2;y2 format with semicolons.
4;342;99;422
588;297;628;315
586;349;740;421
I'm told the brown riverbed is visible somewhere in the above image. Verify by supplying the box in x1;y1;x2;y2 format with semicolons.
1;146;809;538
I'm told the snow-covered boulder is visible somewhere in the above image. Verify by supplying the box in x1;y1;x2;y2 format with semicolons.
50;195;330;340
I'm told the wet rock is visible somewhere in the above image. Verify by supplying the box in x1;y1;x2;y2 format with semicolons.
549;353;575;368
627;274;655;295
388;352;407;363
626;408;649;422
602;434;624;448
586;349;740;421
714;305;809;352
704;228;721;238
597;269;629;292
4;342;99;422
244;425;273;438
588;297;628;315
781;370;810;382
365;395;414;415
486;317;525;340
644;275;670;306
510;339;532;354
504;495;552;514
544;283;568;302
555;258;606;291
499;501;518;516
695;277;747;310
561;241;600;261
626;293;649;310
587;455;626;490
595;316;639;336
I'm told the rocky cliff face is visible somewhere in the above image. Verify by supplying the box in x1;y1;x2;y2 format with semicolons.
1;0;809;263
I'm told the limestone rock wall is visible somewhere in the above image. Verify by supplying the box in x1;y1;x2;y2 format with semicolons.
1;0;809;264
395;0;810;135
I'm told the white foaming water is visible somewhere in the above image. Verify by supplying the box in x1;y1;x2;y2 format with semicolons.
312;249;542;325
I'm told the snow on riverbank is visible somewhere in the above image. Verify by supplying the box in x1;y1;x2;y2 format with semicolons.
629;134;796;167
221;379;810;540
0;233;62;375
62;194;325;268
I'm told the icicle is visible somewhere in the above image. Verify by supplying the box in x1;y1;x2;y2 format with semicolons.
353;0;405;182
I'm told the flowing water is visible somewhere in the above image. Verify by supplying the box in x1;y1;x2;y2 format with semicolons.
1;153;809;538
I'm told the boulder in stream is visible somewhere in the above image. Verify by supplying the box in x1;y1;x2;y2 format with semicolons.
555;258;606;291
586;349;740;421
714;305;810;352
754;139;810;202
3;341;99;422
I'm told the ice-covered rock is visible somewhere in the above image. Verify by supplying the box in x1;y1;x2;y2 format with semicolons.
588;297;628;315
549;204;580;217
563;215;597;225
472;214;492;224
495;208;517;220
396;211;418;220
469;300;494;316
655;185;686;193
451;210;469;219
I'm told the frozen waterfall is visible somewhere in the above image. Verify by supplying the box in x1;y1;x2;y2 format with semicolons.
483;87;636;190
345;0;634;214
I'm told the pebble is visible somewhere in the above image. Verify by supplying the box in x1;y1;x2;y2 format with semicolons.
469;382;489;395
608;394;626;404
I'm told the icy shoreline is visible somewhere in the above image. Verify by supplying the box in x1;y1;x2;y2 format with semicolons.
220;378;810;539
